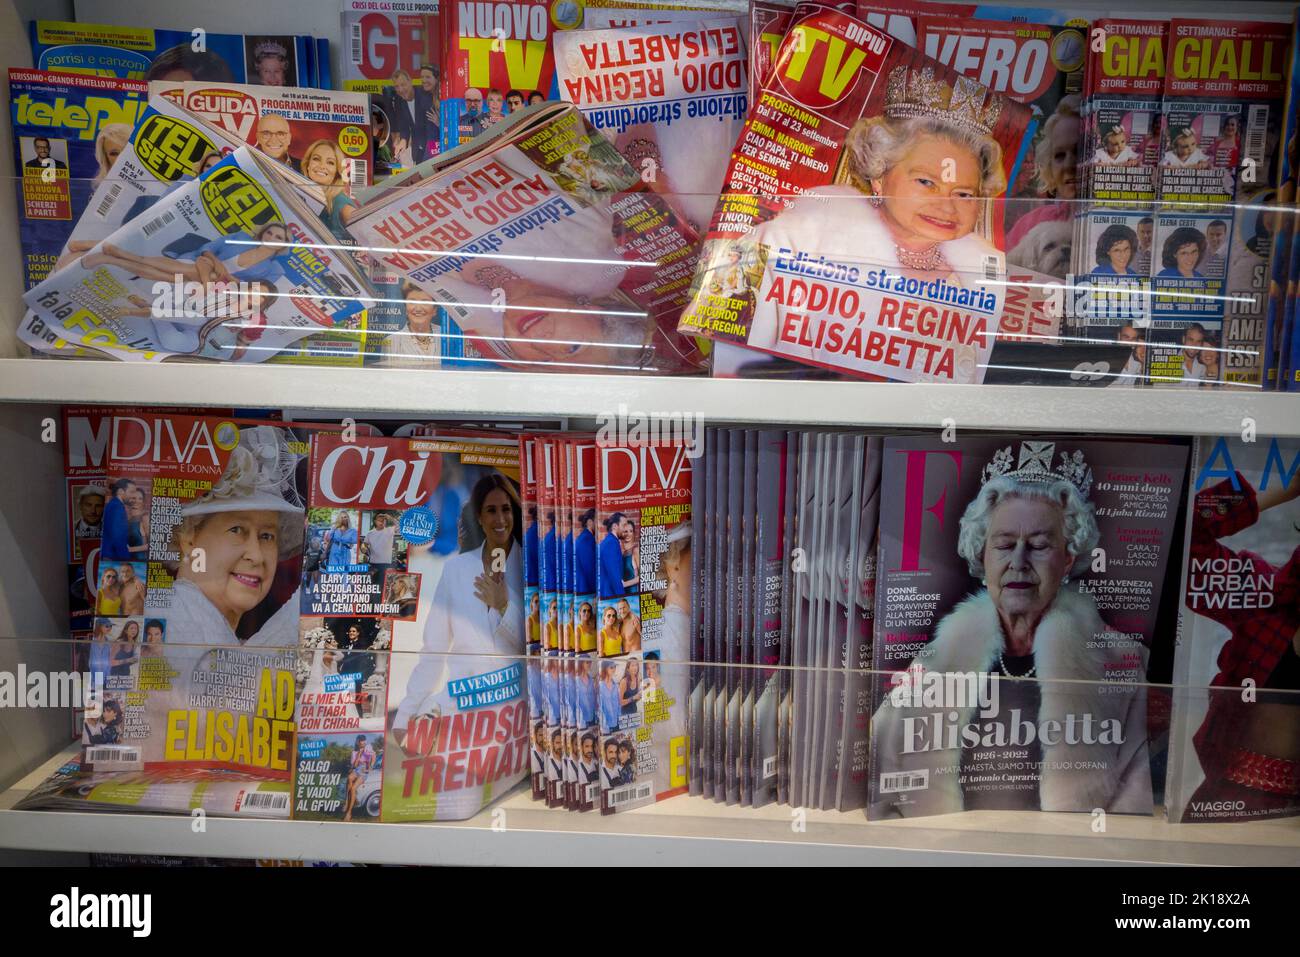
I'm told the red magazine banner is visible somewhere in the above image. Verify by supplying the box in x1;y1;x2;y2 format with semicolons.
677;1;1033;383
308;433;443;512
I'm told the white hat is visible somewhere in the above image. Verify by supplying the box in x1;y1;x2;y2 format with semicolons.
179;429;304;551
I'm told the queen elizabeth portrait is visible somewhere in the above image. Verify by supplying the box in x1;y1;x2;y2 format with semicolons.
743;67;1010;380
870;441;1152;818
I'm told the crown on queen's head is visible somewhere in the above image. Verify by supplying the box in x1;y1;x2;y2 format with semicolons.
885;66;1004;137
981;441;1093;499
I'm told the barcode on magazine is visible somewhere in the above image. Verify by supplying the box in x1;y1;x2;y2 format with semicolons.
879;770;928;793
142;210;176;237
350;158;369;187
350;23;364;64
85;747;140;765
1246;105;1269;165
982;255;999;282
763;755;777;779
240;791;290;811
585;782;601;802
609;782;653;806
94;182;123;218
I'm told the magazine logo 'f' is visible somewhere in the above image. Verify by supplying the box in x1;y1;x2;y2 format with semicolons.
893;448;962;573
318;443;433;507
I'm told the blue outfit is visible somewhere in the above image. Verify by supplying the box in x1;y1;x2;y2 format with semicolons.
577;675;597;728
100;496;131;561
543;667;561;723
179;232;290;283
325;527;358;567
89;641;112;685
598;532;625;599
431;486;462;555
1157;267;1204;279
599;680;620;733
574;528;596;594
1091;262;1138;276
542;529;558;592
525;523;540;587
560;532;573;594
321;194;360;243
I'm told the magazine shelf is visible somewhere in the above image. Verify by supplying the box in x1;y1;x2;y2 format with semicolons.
5;0;1300;871
1;360;1299;437
1;745;1297;866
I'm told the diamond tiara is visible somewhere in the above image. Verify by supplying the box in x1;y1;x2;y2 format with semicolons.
884;66;1004;137
980;441;1093;499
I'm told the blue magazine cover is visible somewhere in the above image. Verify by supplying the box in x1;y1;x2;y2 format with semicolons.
8;68;149;290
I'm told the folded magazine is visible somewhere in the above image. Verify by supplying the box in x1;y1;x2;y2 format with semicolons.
21;144;370;364
345;100;707;374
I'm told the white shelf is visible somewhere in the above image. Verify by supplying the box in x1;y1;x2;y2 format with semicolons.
2;747;1298;865
1;358;1298;436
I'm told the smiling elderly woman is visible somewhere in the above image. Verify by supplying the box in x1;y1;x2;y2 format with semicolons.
870;443;1153;818
744;67;1010;378
166;428;302;651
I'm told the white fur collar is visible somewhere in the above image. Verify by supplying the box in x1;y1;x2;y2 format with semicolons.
759;184;1004;281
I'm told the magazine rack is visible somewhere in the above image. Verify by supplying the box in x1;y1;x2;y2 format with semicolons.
2;0;1300;866
0;640;1297;866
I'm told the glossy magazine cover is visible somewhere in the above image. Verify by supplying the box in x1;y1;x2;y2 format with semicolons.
307;433;529;822
554;15;750;235
345;102;706;374
19;413;311;818
8;69;149;291
594;439;693;813
21;145;370;365
868;435;1188;819
677;1;1034;384
1166;436;1300;823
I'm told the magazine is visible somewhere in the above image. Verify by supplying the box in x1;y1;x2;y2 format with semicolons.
1166;436;1300;822
344;101;706;374
837;435;881;811
8;70;149;291
521;437;546;800
29;20;319;87
554;16;750;235
1264;10;1300;391
149;81;373;197
21;145;371;365
19;413;313;818
292;434;418;822
595;438;693;813
342;0;442;176
676;1;1034;384
688;427;710;797
775;428;800;806
868;435;1188;819
750;0;798;101
571;438;601;811
537;436;564;806
341;0;441;97
749;429;787;806
311;432;529;822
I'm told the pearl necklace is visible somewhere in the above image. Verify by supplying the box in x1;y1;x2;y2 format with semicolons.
895;242;945;271
999;649;1036;678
